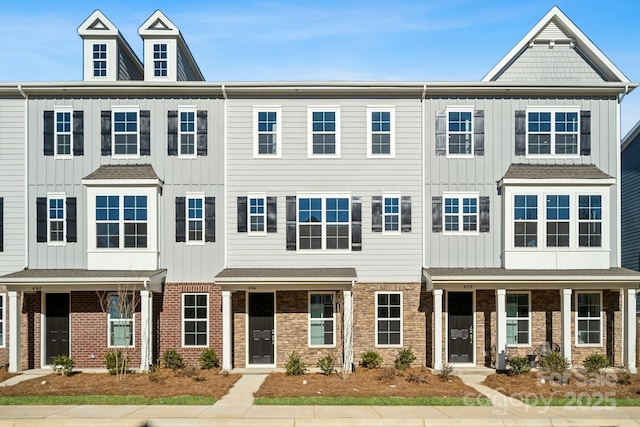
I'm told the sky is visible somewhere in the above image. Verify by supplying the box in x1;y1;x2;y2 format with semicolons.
0;0;638;137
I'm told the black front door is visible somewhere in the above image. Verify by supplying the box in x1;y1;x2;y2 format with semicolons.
448;291;473;363
46;293;70;365
248;293;274;365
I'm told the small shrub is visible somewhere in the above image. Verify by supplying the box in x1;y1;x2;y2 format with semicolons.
162;349;185;371
317;354;335;376
104;350;128;376
541;351;569;373
177;365;204;381
583;353;610;374
395;347;416;371
360;350;383;369
615;366;631;385
148;364;165;383
377;367;397;381
199;349;219;370
285;351;307;376
406;371;428;384
52;355;74;376
435;363;454;382
508;355;531;375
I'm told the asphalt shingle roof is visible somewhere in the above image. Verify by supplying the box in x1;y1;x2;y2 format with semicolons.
502;164;612;180
83;164;160;181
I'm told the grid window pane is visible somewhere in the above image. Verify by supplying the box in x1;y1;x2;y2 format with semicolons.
257;111;278;154
384;197;399;231
448;111;472;155
93;44;107;76
312;111;336;154
577;293;601;344
506;293;529;346
153;44;167;76
183;293;208;347
188;197;204;242
371;111;391;154
578;195;602;247
249;197;265;232
56;112;71;155
377;293;401;346
180;111;195;155
310;294;334;346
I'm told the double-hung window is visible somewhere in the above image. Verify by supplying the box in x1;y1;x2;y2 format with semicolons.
179;109;196;157
255;108;281;157
376;292;402;346
514;195;538;247
108;294;134;347
578;195;602;247
308;107;340;157
506;293;530;346
576;292;602;345
183;293;208;347
55;111;72;157
527;109;579;156
96;195;148;249
443;193;478;234
309;293;335;347
93;43;107;77
249;196;266;234
187;196;204;243
383;196;400;232
123;196;148;248
154;43;168;77
298;196;350;250
113;109;139;156
546;195;570;247
48;195;65;244
447;109;473;156
367;107;394;157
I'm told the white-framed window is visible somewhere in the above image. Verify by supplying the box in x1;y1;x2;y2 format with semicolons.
526;108;579;156
154;43;168;77
183;293;209;347
309;293;335;347
447;108;473;156
308;107;340;157
96;195;148;249
249;195;266;235
48;194;66;244
514;195;538;247
108;293;134;347
54;109;72;157
179;108;196;157
187;195;204;244
93;43;107;77
546;195;570;247
298;195;350;250
383;195;400;233
578;195;602;247
0;294;5;348
576;292;602;346
376;292;402;347
112;108;139;157
506;293;530;346
443;192;479;234
367;107;395;157
254;108;282;157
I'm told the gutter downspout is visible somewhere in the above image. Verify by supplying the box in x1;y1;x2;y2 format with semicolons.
221;85;228;269
421;85;427;268
17;85;28;270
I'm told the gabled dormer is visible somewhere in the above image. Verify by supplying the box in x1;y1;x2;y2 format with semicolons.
78;10;143;82
138;10;205;82
483;6;631;83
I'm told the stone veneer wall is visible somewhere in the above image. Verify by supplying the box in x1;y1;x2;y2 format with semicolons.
21;292;41;370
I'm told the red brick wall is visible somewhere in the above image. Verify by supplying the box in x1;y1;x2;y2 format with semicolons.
21;292;41;370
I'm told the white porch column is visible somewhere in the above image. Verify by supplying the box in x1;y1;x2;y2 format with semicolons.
496;289;507;370
561;289;572;367
434;289;443;370
139;289;152;372
222;290;232;371
342;288;354;371
624;288;637;373
8;291;21;373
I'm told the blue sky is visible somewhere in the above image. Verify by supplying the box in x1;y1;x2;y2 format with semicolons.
0;0;638;136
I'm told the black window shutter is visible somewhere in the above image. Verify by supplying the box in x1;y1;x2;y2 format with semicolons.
432;196;443;233
401;196;412;232
474;110;484;156
371;196;382;232
101;110;111;156
237;197;247;233
175;197;186;242
515;110;526;156
140;110;151;156
479;196;490;233
267;196;277;233
36;197;47;242
197;110;208;156
435;110;446;156
351;196;362;251
66;197;77;243
205;197;215;242
286;196;297;251
580;110;591;156
167;110;178;156
73;111;84;156
43;110;54;156
0;197;3;252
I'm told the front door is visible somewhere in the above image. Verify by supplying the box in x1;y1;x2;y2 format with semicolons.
46;293;70;365
448;291;473;364
248;292;274;365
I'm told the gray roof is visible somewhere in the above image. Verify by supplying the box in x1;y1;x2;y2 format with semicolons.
215;268;357;281
501;164;612;180
424;267;640;280
83;164;160;181
0;269;166;280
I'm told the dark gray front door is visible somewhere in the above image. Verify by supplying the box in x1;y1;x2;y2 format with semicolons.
448;292;473;363
248;293;274;365
46;293;70;365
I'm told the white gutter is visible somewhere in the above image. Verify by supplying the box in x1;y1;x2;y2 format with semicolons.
617;90;623;267
222;84;228;269
17;85;28;270
421;84;427;269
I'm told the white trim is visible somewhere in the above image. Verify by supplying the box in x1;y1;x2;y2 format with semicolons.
374;291;403;348
47;193;66;246
442;192;480;235
524;106;581;158
505;291;531;347
445;107;474;158
382;193;401;235
296;193;351;252
433;289;443;370
111;107;140;159
307;106;341;158
222;291;232;371
8;291;21;372
308;292;336;348
53;108;73;159
185;193;205;245
182;293;210;348
178;107;197;158
253;106;282;158
247;193;267;236
245;291;277;368
0;294;5;348
366;106;395;158
575;291;603;347
107;292;135;349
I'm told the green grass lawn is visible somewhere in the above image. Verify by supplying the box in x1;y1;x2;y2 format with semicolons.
522;396;640;407
254;396;491;406
0;395;216;405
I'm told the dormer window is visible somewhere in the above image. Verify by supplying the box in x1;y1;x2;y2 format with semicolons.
93;44;107;77
154;44;168;77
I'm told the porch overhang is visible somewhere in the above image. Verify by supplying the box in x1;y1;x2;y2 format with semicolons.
0;269;166;293
215;268;357;291
423;267;640;291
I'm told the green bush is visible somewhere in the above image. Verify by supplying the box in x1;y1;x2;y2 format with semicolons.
162;349;185;371
583;353;610;374
508;356;531;375
435;363;454;382
104;350;128;375
317;354;335;376
394;347;416;371
199;349;219;370
541;351;569;373
360;350;383;369
52;355;75;376
285;351;306;376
